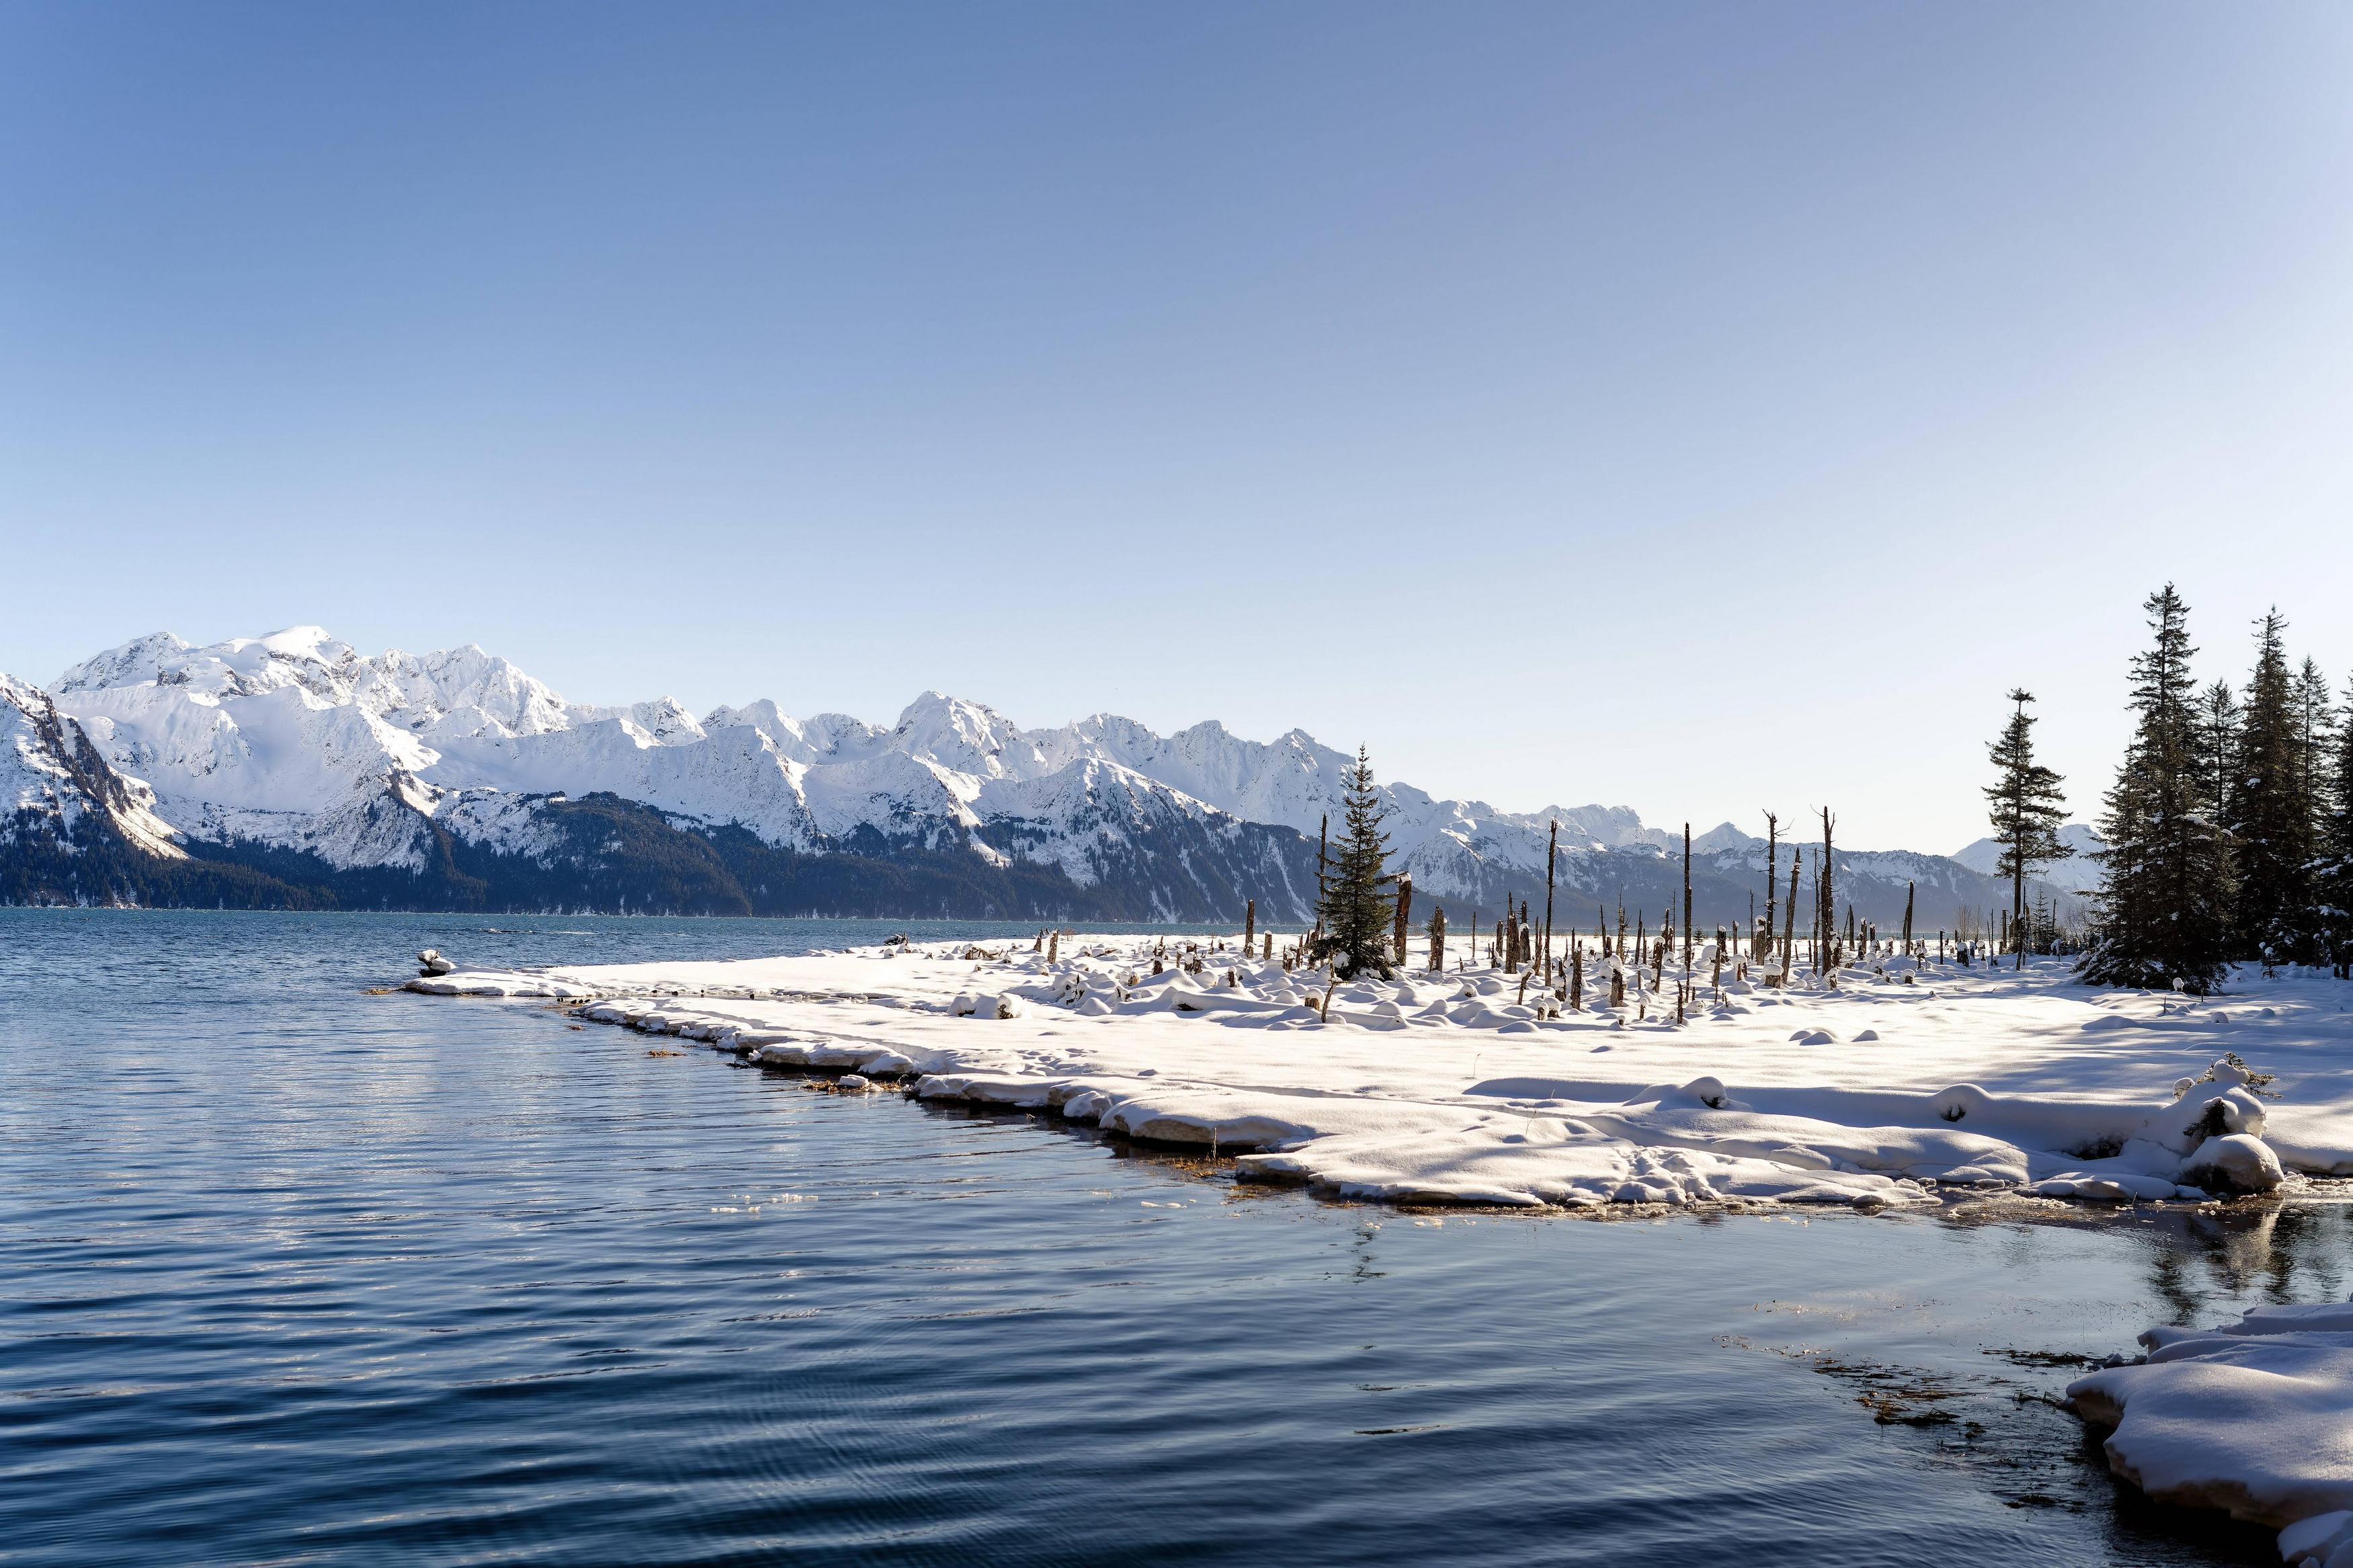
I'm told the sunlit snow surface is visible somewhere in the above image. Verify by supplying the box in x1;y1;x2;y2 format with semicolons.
2071;1299;2353;1566
419;940;2353;1211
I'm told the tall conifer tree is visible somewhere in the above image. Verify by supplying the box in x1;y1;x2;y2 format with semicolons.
2296;656;2336;866
2318;675;2353;979
2231;611;2314;964
1983;688;2068;966
2196;679;2241;824
2081;585;2235;994
1308;747;1398;979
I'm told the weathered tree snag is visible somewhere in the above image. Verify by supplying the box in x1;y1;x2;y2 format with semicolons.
1427;905;1447;973
1392;875;1414;967
1819;808;1836;976
1780;850;1801;986
1543;819;1558;983
1682;823;1693;966
1244;898;1256;955
1314;813;1329;944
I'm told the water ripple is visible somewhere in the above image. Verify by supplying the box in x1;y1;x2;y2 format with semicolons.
0;911;2300;1566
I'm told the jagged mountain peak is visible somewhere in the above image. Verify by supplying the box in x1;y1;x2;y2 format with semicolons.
14;626;2080;924
55;626;364;699
890;691;1048;781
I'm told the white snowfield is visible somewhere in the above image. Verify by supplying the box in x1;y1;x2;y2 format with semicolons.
2071;1301;2353;1565
411;935;2353;1213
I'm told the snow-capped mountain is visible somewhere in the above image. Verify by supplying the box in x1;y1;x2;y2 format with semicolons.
28;628;1325;917
3;625;2072;923
1950;823;2106;893
3;673;182;862
2;671;298;907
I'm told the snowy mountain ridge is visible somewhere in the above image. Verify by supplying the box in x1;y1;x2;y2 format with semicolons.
1950;823;2106;893
5;626;2081;922
38;626;1675;878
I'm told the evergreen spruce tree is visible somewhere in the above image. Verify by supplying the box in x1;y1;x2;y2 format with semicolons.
2196;678;2241;824
2081;585;2235;995
2296;656;2336;876
1308;747;1398;980
1983;688;2069;966
2231;611;2315;964
2318;674;2353;979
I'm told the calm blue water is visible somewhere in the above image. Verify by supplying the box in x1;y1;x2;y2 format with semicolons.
0;909;2328;1566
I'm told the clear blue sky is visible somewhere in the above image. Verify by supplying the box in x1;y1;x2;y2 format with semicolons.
5;2;2350;850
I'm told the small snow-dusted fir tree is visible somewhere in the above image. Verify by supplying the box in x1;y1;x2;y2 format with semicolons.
2230;612;2316;965
2082;585;2234;995
1308;747;1398;980
1983;688;2068;966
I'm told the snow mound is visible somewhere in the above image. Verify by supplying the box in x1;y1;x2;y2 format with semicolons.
2071;1297;2353;1561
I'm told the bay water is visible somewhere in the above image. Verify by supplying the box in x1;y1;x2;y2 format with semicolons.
1;911;2323;1565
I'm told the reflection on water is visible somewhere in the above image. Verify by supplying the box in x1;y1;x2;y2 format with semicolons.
0;910;2325;1567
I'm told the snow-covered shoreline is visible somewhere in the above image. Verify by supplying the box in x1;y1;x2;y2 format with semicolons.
411;932;2353;1210
2069;1299;2353;1566
417;931;2353;1558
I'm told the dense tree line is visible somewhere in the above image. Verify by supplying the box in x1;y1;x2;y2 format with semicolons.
2082;585;2353;993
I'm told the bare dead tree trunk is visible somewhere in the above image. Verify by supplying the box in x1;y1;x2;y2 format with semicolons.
1682;823;1693;967
1427;905;1446;973
1314;814;1328;943
1819;808;1836;982
1244;898;1255;956
1780;850;1800;985
1902;882;1913;955
1761;811;1779;960
1542;819;1558;984
1392;875;1413;968
1570;943;1583;1011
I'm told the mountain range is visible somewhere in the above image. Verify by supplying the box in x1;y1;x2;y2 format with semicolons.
3;626;2093;929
